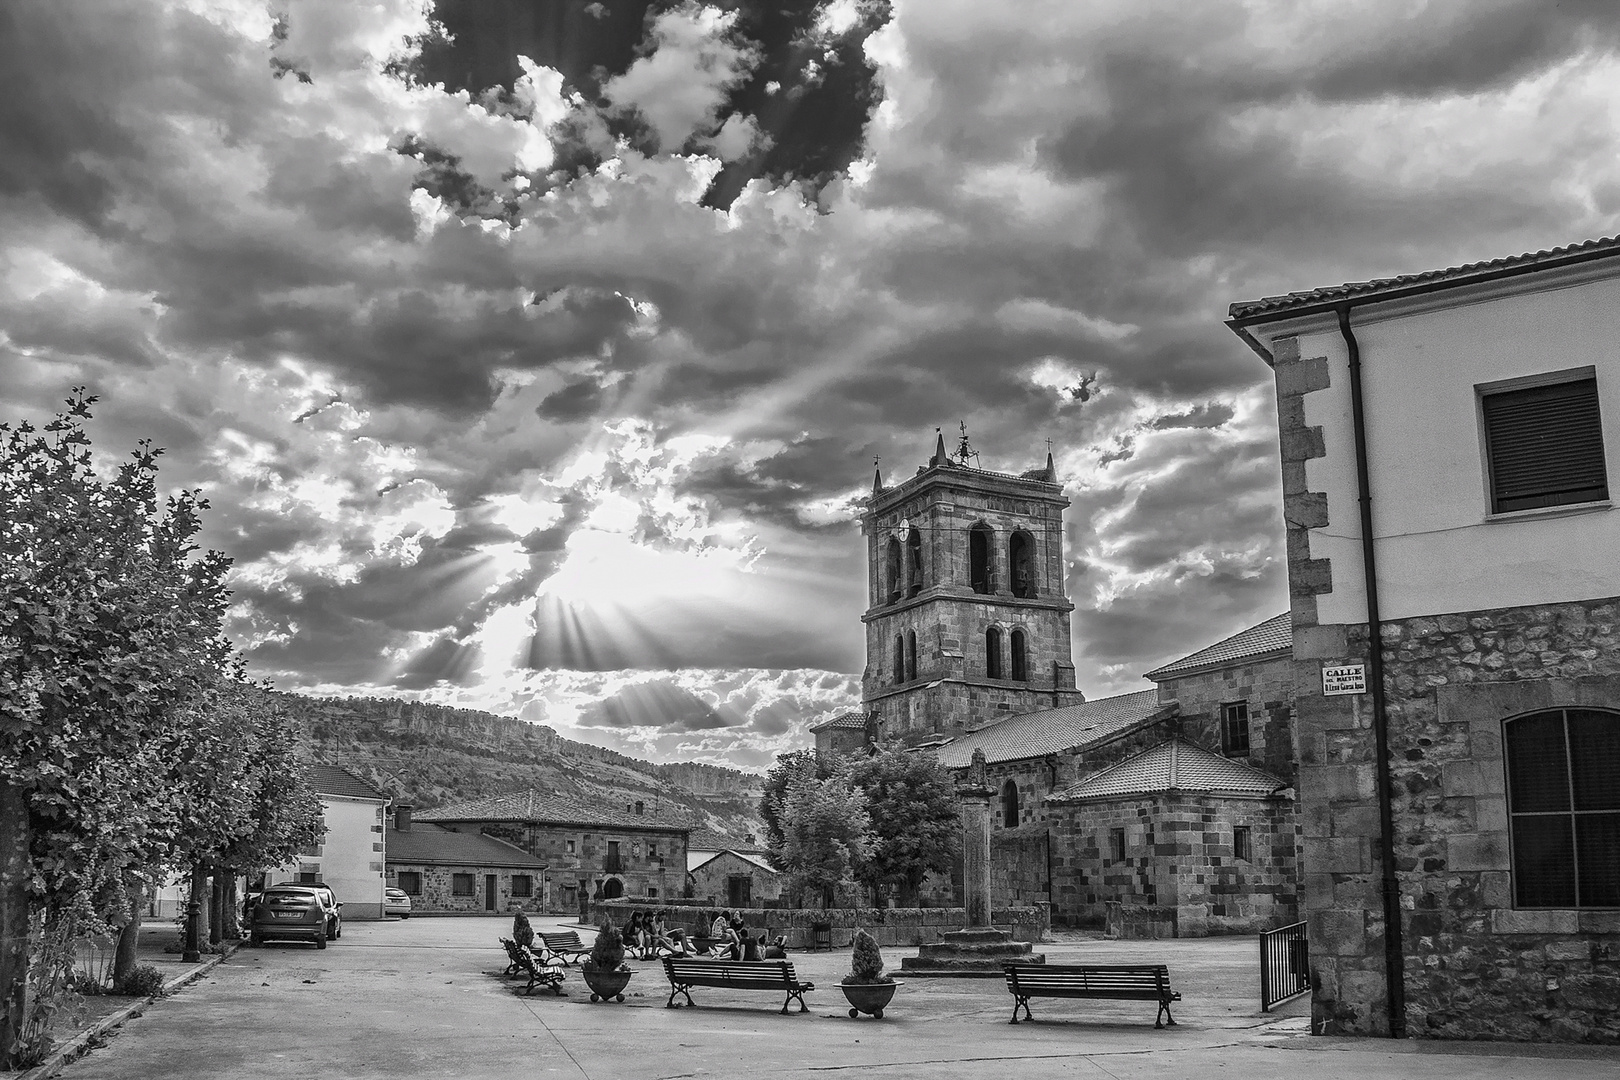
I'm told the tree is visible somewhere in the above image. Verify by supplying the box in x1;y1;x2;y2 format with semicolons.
0;393;234;1067
759;748;839;861
773;768;871;908
849;743;960;906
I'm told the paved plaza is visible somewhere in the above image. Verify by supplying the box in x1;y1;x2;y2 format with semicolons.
46;917;1620;1080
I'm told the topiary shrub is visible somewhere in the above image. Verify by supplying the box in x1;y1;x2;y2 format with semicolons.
843;928;892;985
112;965;167;998
583;921;628;972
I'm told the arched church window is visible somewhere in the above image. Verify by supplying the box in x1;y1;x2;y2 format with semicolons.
906;631;918;683
895;633;906;683
907;527;923;598
885;537;902;605
1505;708;1620;908
1009;531;1035;598
969;524;993;594
1010;628;1028;682
985;626;1003;679
1001;779;1020;828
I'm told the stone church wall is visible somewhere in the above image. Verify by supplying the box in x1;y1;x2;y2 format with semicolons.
1155;655;1297;784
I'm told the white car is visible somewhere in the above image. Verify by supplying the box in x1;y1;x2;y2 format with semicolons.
384;887;412;918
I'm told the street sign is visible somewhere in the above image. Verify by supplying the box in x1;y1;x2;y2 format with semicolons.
1322;663;1367;696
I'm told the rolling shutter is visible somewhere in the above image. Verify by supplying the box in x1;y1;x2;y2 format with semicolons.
1483;378;1608;513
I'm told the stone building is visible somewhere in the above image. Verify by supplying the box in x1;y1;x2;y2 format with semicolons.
1229;236;1620;1041
808;710;873;757
417;790;688;917
861;431;1084;740
688;849;783;908
384;805;548;914
1145;613;1297;784
1047;739;1296;935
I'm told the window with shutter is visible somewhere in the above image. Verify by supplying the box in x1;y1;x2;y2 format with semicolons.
1504;708;1620;908
1481;376;1608;514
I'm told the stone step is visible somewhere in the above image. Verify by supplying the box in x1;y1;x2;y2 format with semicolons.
899;952;1047;976
914;941;1034;960
937;928;1016;945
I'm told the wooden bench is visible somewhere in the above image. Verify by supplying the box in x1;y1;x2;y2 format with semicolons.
661;957;815;1014
1003;963;1180;1028
539;930;592;967
498;938;565;996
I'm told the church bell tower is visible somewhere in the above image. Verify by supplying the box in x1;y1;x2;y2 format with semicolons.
860;428;1083;741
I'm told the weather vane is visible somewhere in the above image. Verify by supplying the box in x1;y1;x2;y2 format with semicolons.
953;421;979;467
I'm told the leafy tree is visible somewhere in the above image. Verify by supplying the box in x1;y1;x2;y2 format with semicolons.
759;748;839;860
0;393;233;1067
773;767;871;908
849;743;960;906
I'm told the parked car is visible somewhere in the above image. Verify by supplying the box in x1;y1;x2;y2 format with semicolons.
304;882;342;939
384;888;412;919
249;886;335;949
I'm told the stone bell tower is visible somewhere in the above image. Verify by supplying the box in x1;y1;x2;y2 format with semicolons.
860;427;1083;742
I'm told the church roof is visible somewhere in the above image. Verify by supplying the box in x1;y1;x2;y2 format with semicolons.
933;689;1173;768
419;790;689;832
1142;613;1291;681
809;711;871;733
1051;739;1288;801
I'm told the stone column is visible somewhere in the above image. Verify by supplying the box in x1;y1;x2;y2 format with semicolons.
959;748;993;928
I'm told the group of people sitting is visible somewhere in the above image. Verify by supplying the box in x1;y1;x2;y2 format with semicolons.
625;909;787;961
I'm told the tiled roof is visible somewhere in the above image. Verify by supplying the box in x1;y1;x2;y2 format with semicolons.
306;764;388;801
688;830;763;854
1228;236;1620;321
1052;739;1288;801
809;711;872;733
933;690;1172;768
387;823;547;869
688;849;779;874
1143;614;1290;681
418;790;689;832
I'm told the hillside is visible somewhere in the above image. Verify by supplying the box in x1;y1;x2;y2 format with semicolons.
275;691;765;840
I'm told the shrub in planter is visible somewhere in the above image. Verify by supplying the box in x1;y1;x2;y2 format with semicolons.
581;921;632;1003
841;929;898;1019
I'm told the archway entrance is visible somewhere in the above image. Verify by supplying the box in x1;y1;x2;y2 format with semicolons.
601;878;624;900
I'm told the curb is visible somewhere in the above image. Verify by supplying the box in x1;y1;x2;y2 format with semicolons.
19;943;239;1080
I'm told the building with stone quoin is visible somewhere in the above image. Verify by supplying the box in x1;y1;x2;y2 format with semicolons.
1229;235;1620;1042
856;432;1300;936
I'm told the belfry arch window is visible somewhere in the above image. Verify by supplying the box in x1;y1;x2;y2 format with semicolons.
907;527;923;597
1001;779;1020;828
1010;629;1028;682
885;537;902;605
894;634;906;683
1504;708;1620;908
1009;531;1036;599
906;631;918;683
985;627;1003;679
969;524;993;594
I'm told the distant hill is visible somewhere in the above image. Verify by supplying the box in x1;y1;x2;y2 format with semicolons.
274;691;765;840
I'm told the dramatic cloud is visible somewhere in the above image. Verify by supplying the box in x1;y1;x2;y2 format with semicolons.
5;0;1620;768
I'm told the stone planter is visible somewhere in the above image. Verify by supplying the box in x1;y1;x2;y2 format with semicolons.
840;980;899;1019
582;967;632;1003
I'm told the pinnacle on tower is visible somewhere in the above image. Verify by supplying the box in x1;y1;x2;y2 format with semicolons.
872;456;885;496
930;427;948;467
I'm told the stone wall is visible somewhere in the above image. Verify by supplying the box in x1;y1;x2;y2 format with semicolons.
687;851;784;907
990;825;1050;909
448;820;688;911
1046;792;1297;935
591;899;1050;948
385;863;543;914
1155;655;1297;784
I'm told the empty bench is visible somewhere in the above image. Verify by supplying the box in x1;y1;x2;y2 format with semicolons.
662;957;815;1014
539;930;592;966
498;937;565;996
1004;963;1180;1028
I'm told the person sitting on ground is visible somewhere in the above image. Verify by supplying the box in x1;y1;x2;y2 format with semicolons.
625;911;648;957
512;909;535;951
709;910;739;959
650;910;684;957
762;934;788;960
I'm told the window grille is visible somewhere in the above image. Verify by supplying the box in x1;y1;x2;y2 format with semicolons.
1505;708;1620;908
511;875;532;897
397;871;422;896
1221;701;1251;757
452;873;475;897
1482;376;1608;514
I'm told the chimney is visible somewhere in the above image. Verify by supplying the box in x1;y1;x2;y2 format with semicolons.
394;804;413;832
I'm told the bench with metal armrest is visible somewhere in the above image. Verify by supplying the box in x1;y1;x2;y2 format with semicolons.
661;957;814;1014
1003;963;1180;1028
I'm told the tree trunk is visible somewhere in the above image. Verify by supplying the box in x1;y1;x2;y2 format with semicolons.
0;783;32;1070
208;870;224;947
112;879;144;986
221;874;240;941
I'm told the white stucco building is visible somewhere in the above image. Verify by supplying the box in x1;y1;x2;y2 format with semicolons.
264;765;390;920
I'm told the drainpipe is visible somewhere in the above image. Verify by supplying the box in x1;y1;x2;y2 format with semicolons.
1336;305;1406;1038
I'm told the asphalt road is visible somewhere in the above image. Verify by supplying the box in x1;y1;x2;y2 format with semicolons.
55;916;1620;1080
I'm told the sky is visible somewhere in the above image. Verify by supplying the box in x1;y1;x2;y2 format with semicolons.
5;0;1620;771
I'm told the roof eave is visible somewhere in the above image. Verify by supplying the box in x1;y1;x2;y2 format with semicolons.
1144;646;1291;683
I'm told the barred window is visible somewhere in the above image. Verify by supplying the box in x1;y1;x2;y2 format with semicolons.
397;871;422;896
452;873;476;897
1505;708;1620;908
1482;374;1608;514
511;875;532;898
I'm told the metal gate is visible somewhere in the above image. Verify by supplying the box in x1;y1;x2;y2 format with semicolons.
1260;920;1310;1011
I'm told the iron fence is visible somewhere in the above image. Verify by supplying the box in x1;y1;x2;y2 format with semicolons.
1260;920;1310;1011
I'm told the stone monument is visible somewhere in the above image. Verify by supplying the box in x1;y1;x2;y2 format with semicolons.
900;750;1045;976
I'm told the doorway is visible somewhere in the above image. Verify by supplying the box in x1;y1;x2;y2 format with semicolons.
484;875;497;912
727;875;752;909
